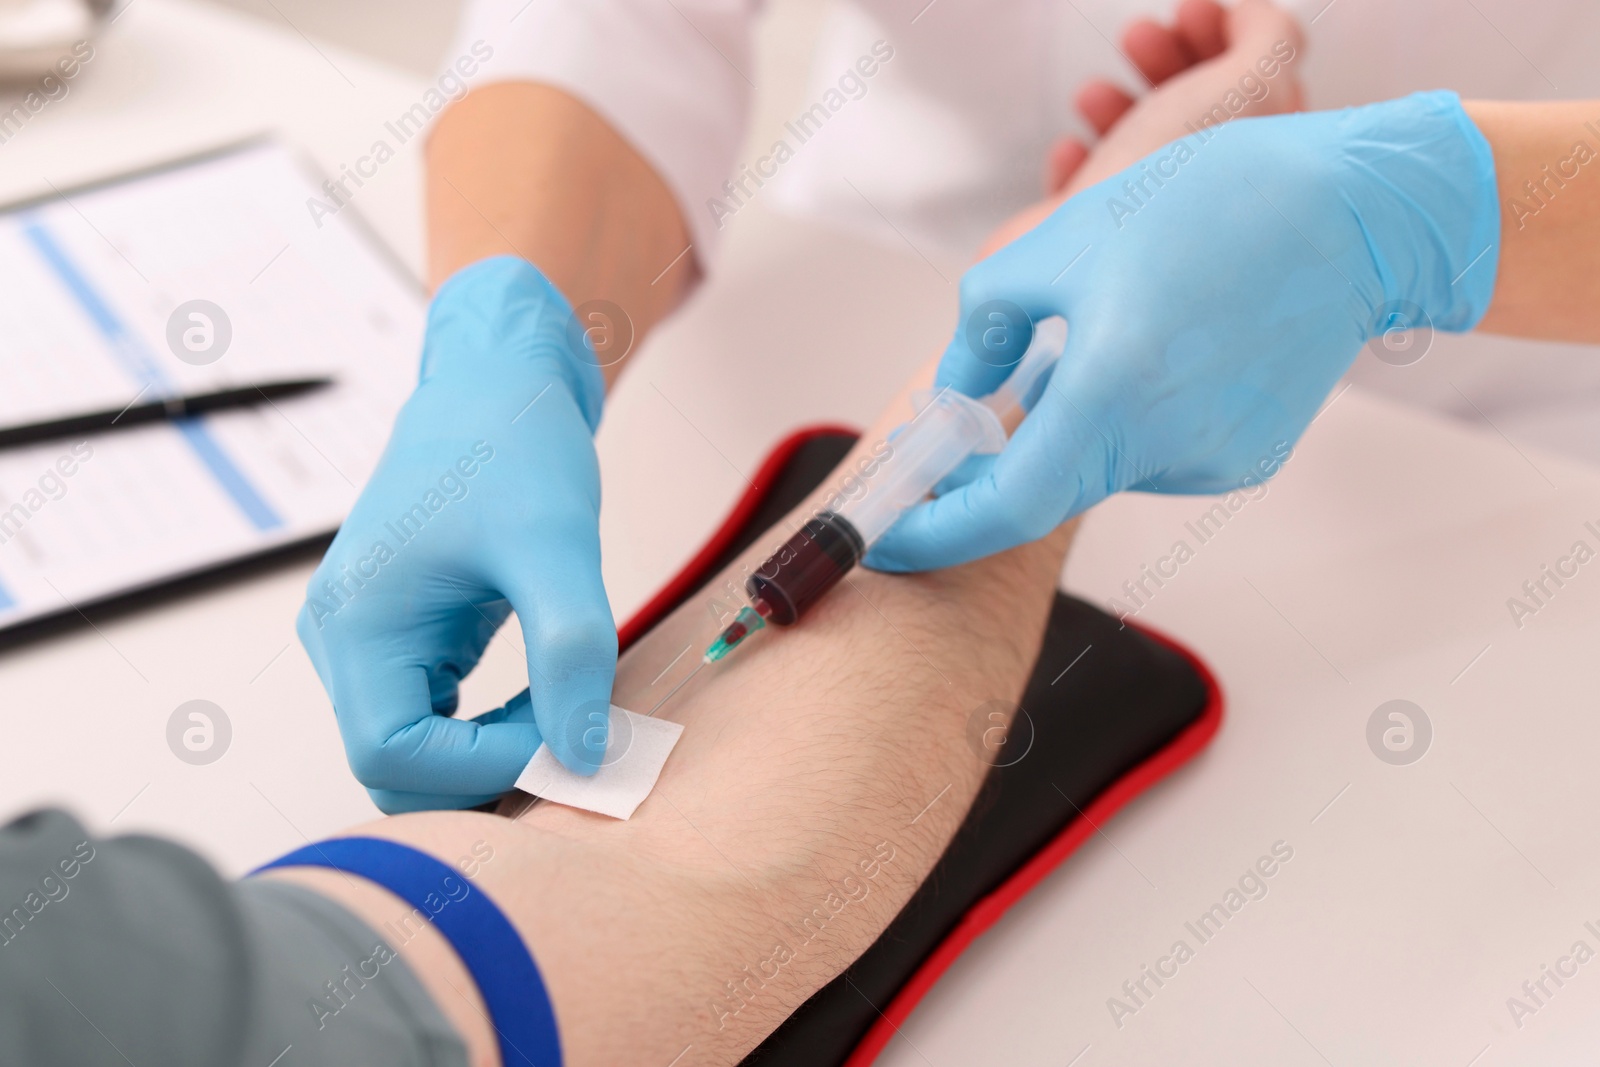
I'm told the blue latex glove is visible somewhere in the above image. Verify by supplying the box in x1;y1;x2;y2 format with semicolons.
868;91;1500;572
298;256;614;813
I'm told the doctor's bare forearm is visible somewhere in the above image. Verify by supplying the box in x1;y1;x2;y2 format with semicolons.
426;83;694;386
1463;101;1600;343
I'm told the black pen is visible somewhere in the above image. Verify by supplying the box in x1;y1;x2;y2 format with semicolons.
0;378;335;450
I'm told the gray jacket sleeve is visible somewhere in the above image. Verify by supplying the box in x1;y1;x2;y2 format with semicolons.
0;808;467;1067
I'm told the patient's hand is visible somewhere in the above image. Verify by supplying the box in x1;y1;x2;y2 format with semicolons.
997;0;1306;256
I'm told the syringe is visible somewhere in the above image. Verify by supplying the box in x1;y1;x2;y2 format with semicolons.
699;316;1068;665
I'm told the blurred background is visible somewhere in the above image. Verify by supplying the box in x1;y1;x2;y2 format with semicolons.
204;0;464;76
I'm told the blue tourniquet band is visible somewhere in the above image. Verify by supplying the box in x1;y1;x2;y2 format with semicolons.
254;837;561;1067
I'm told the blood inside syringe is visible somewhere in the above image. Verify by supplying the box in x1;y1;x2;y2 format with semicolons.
702;510;865;662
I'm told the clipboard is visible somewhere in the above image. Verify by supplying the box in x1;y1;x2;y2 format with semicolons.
0;138;426;644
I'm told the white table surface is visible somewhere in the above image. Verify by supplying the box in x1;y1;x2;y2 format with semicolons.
3;4;1599;1065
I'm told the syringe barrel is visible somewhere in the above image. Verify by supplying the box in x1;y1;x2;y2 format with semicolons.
834;390;1004;548
745;510;864;625
729;319;1066;641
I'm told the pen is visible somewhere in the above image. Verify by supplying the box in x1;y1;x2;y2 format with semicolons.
0;378;335;450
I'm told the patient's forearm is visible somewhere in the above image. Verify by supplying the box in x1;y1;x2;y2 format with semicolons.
270;362;1075;1065
1464;100;1600;342
426;84;694;385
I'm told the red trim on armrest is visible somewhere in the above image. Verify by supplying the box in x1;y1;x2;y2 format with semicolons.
842;621;1222;1065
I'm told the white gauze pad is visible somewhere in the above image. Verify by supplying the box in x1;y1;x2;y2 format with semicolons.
513;705;684;820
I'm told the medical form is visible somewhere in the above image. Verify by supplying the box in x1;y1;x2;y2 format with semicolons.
0;141;423;632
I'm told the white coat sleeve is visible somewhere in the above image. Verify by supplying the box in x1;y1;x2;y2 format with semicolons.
445;0;760;270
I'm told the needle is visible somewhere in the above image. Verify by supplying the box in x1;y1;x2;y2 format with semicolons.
647;656;706;718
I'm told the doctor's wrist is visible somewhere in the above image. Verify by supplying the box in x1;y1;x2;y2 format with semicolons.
421;255;607;433
1327;91;1502;335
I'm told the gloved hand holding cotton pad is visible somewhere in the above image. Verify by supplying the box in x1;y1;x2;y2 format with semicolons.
514;706;684;820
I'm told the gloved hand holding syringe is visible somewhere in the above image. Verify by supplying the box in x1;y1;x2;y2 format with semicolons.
667;316;1068;697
